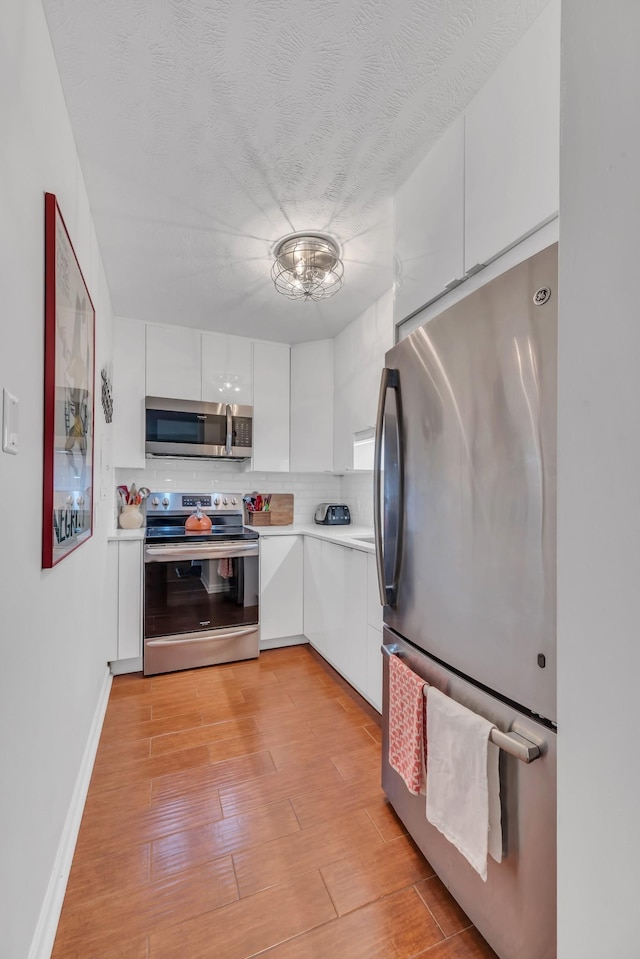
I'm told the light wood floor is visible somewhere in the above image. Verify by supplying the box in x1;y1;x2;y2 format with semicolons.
52;645;497;959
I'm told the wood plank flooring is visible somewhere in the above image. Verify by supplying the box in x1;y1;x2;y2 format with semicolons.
52;646;498;959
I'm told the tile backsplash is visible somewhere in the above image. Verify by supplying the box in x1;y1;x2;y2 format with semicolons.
114;460;374;528
340;471;374;527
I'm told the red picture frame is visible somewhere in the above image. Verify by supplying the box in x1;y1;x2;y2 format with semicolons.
43;193;96;568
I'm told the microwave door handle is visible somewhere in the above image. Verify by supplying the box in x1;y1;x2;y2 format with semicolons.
225;404;232;456
374;367;404;608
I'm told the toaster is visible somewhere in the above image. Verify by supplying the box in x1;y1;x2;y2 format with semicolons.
314;503;351;526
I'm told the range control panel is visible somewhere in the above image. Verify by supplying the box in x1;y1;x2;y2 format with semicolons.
182;495;211;508
146;492;242;513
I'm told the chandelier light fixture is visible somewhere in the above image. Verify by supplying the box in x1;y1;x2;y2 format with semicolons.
271;232;344;302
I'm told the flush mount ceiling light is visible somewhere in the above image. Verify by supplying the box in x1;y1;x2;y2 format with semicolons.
271;232;344;302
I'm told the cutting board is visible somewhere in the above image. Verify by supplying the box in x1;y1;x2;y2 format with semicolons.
267;493;294;526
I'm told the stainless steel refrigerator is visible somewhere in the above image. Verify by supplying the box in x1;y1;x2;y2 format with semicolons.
375;243;557;959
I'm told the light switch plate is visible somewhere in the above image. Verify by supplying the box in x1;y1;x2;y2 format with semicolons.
2;388;18;454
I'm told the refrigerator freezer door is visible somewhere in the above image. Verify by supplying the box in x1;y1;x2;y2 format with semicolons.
381;244;557;723
382;632;557;959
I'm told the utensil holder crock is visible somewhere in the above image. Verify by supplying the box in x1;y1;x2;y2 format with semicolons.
119;505;144;529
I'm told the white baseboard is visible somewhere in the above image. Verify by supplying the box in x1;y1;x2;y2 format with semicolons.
110;656;143;675
28;666;112;959
259;635;309;650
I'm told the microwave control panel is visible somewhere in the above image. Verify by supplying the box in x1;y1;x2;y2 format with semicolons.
233;417;252;448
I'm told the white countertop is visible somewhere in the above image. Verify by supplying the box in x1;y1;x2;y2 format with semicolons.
255;524;375;552
108;524;375;552
107;528;146;541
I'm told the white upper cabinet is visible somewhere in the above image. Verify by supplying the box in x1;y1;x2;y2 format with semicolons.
334;291;393;473
290;339;334;472
252;340;290;472
394;116;465;324
145;324;201;400
464;0;560;271
391;0;560;315
201;333;253;405
113;317;146;468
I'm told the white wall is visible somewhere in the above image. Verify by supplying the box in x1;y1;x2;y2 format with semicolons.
557;2;640;954
0;1;115;955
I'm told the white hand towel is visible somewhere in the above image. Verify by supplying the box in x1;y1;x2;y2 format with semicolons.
426;687;500;881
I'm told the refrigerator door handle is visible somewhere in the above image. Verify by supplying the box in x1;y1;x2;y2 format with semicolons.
374;366;404;607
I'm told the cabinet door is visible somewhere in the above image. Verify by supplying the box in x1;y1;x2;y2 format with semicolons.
464;0;560;271
113;317;146;468
201;333;253;405
252;340;290;471
303;536;326;653
117;540;143;660
333;293;393;473
105;540;119;662
322;541;347;670
366;625;383;713
290;340;334;472
366;553;383;630
337;547;368;695
394;116;465;324
146;324;201;400
260;536;304;641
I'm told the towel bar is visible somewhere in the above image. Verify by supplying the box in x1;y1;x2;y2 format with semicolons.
382;645;541;764
419;687;541;764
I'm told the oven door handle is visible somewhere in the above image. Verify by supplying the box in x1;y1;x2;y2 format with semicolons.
146;626;257;647
145;541;259;562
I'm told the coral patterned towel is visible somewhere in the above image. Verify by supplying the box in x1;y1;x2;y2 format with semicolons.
388;655;427;795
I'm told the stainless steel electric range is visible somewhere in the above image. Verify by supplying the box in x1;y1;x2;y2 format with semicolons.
143;492;259;675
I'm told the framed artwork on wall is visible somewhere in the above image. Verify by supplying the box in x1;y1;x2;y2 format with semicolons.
42;192;96;568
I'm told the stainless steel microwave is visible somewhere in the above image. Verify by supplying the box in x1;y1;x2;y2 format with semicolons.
145;396;253;460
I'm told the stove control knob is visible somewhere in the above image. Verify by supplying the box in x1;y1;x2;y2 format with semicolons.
231;497;237;505
223;497;228;505
214;497;220;506
162;497;170;508
151;497;159;508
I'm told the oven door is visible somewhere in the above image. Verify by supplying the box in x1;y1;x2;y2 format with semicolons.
143;540;259;675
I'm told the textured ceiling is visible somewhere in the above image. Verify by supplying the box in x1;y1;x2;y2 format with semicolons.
42;0;549;344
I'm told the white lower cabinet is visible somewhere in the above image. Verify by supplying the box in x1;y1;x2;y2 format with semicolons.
109;538;143;672
366;625;383;713
303;537;377;708
365;553;384;711
331;546;367;694
260;535;304;643
105;541;119;662
303;536;328;656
